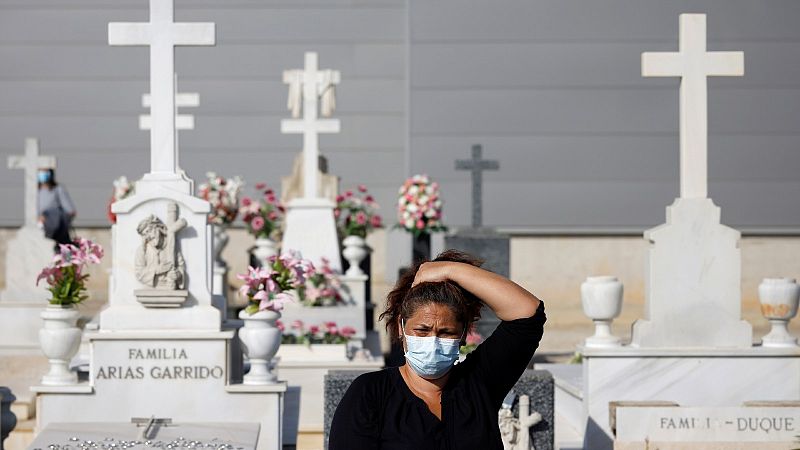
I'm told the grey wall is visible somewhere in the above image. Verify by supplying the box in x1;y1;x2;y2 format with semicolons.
409;0;800;229
0;0;406;227
1;0;799;231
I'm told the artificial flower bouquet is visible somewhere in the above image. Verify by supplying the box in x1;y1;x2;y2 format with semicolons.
198;172;243;226
237;252;312;315
334;184;383;238
239;183;285;240
37;238;104;305
397;174;446;236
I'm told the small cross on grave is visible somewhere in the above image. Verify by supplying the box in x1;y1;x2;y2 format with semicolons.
7;138;56;228
281;52;341;200
642;13;743;199
109;0;214;176
455;144;499;229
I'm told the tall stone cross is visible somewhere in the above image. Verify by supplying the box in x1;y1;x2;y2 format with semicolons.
140;76;199;132
140;75;199;169
455;144;499;228
7;138;56;228
642;13;743;199
108;0;214;176
281;52;341;200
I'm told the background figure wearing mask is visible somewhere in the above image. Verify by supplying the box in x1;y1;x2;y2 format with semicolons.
37;168;76;248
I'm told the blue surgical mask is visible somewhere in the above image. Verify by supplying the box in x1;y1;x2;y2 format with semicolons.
402;319;463;380
37;171;51;183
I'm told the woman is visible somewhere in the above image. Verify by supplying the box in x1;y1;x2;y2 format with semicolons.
37;168;76;247
329;250;545;449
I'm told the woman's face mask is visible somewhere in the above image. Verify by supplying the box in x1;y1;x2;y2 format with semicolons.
37;171;51;183
402;319;463;380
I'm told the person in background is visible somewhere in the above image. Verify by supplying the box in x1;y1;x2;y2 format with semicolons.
37;168;76;248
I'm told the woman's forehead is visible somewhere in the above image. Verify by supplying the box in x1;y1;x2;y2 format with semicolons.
407;303;460;324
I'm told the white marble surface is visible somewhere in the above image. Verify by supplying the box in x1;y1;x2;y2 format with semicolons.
280;197;342;272
580;352;800;449
35;334;286;450
0;226;54;303
615;405;800;443
30;422;260;450
103;188;219;331
632;198;752;348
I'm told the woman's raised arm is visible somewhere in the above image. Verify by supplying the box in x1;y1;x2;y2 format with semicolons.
412;261;540;321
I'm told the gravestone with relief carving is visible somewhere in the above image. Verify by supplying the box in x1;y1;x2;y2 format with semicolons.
32;3;286;449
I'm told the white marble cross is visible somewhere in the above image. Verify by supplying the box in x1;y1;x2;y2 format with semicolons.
642;13;743;199
108;0;214;176
281;52;341;200
7;138;56;228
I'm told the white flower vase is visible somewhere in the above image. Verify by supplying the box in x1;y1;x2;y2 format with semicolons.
759;278;800;348
342;235;368;276
39;305;82;385
252;238;279;268
581;276;624;348
212;225;229;266
238;309;282;384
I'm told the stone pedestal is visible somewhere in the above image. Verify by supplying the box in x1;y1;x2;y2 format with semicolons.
445;228;509;337
632;198;752;348
33;331;286;450
545;347;800;450
0;227;54;352
281;198;342;272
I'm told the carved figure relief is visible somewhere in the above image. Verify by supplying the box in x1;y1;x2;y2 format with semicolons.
134;202;187;290
498;394;543;450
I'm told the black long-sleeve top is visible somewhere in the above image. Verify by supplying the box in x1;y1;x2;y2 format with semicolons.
329;302;546;450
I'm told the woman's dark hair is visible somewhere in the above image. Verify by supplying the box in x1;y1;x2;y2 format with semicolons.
37;168;57;189
380;249;484;345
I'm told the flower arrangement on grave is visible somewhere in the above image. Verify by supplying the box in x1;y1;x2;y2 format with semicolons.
198;172;243;226
277;319;356;345
36;238;104;306
396;174;446;236
239;183;285;240
236;251;312;315
459;329;483;355
334;184;383;238
296;257;344;306
106;176;135;224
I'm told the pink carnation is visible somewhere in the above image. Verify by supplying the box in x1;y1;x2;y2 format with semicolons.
341;326;356;338
357;184;367;193
251;216;265;231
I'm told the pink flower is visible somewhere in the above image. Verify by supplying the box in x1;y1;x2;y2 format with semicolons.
309;325;320;335
416;219;425;230
324;321;337;330
267;210;278;221
357;184;367;193
365;195;374;202
251;216;265;231
341;326;356;338
336;194;344;203
241;196;252;207
333;209;341;218
291;320;304;330
466;331;483;346
276;320;285;332
255;182;267;190
344;190;353;198
328;325;339;335
370;215;382;228
355;211;367;226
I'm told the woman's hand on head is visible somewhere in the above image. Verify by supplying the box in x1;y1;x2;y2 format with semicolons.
411;261;454;287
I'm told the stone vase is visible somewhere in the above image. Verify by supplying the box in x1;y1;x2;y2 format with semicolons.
342;235;368;276
238;308;282;384
252;237;279;268
581;276;623;348
39;305;82;385
759;277;800;348
412;232;431;264
212;224;229;266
